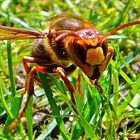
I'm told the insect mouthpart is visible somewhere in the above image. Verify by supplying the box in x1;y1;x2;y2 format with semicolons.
86;47;105;66
76;39;105;66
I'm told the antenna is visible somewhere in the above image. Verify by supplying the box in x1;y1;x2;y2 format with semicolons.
100;21;140;43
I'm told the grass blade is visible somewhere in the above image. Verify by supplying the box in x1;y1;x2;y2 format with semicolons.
26;95;33;140
6;41;16;97
38;73;70;140
118;76;140;116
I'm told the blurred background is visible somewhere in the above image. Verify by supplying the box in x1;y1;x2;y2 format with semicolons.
0;0;140;139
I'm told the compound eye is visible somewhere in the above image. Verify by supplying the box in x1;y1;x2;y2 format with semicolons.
101;40;108;56
73;43;87;63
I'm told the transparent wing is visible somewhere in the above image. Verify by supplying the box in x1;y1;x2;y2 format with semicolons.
0;25;44;40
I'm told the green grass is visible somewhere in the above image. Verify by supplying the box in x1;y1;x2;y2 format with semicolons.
0;0;140;139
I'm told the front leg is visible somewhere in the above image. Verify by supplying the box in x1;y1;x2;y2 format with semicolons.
9;57;55;130
8;66;36;130
54;67;75;103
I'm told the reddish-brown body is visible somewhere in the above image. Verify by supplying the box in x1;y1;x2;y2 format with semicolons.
0;15;140;130
30;15;112;80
